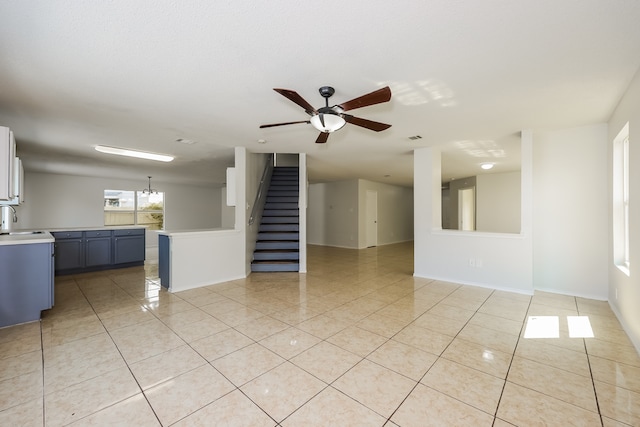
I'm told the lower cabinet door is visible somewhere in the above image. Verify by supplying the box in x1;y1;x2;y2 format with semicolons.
85;237;112;267
114;235;145;264
54;239;84;271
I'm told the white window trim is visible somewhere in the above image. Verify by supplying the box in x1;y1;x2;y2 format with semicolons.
104;190;165;229
613;123;630;276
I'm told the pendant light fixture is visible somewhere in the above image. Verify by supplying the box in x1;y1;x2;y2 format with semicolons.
142;176;158;194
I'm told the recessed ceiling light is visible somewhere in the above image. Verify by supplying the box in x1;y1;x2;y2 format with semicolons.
481;163;494;170
258;139;267;144
95;145;174;162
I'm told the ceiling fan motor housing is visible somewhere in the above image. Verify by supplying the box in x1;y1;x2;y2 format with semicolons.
319;86;335;98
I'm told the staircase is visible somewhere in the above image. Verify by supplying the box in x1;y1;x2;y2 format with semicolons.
251;166;300;272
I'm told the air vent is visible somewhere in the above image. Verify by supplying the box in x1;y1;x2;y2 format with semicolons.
408;135;422;140
176;138;197;145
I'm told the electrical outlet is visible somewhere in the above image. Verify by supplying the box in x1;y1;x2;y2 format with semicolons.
476;258;483;268
469;258;476;267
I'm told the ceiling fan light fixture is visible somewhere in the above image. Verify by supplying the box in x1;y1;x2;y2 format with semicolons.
95;145;174;162
309;113;346;133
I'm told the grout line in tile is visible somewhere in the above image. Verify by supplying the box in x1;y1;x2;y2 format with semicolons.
578;300;606;427
491;292;531;420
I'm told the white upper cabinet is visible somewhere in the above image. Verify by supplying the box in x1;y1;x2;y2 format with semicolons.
0;126;16;201
13;157;24;204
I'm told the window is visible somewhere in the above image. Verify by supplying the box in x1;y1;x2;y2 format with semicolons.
104;190;164;230
613;123;629;274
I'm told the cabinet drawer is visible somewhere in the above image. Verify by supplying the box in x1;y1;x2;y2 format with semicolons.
52;231;83;239
114;228;145;236
85;230;112;238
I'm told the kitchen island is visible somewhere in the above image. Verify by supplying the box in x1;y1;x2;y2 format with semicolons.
0;231;55;327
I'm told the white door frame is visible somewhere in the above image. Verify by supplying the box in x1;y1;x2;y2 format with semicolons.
366;190;378;247
458;187;475;231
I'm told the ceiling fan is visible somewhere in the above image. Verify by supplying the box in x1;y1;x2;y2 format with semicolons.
260;86;392;144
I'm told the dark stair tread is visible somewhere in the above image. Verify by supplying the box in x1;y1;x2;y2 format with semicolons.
252;260;299;264
252;167;301;273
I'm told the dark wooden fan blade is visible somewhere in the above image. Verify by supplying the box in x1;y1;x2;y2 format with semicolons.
315;132;329;144
259;120;310;129
342;114;392;132
273;89;317;114
338;86;391;112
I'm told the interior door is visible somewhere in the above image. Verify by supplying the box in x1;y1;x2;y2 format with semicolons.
366;190;378;247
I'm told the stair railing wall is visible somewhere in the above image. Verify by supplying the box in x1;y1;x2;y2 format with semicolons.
249;153;274;226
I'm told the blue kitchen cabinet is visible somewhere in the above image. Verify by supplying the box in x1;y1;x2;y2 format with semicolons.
53;228;145;275
85;230;112;267
52;231;84;271
0;242;54;327
113;228;145;264
159;234;170;289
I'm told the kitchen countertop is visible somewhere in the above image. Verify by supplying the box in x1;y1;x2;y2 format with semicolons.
47;226;147;232
0;231;55;246
0;226;147;246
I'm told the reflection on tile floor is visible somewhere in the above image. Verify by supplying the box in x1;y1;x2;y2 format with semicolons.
1;242;639;426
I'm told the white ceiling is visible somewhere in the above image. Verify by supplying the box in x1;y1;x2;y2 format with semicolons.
1;1;639;188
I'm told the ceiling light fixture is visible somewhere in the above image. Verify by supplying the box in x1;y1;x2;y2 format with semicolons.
95;145;174;162
309;113;346;133
142;176;158;194
481;163;494;170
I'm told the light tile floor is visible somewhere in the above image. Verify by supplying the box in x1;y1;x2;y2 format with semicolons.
1;242;639;426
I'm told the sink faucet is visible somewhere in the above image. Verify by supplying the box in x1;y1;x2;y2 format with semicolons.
8;205;17;222
1;205;18;234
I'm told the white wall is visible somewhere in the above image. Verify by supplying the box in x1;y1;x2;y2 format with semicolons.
307;179;413;249
164;229;245;292
242;149;270;274
17;172;222;230
357;179;413;248
220;186;235;228
608;67;640;351
532;124;609;300
15;172;222;260
298;154;308;273
307;180;359;248
476;172;521;233
414;132;534;294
